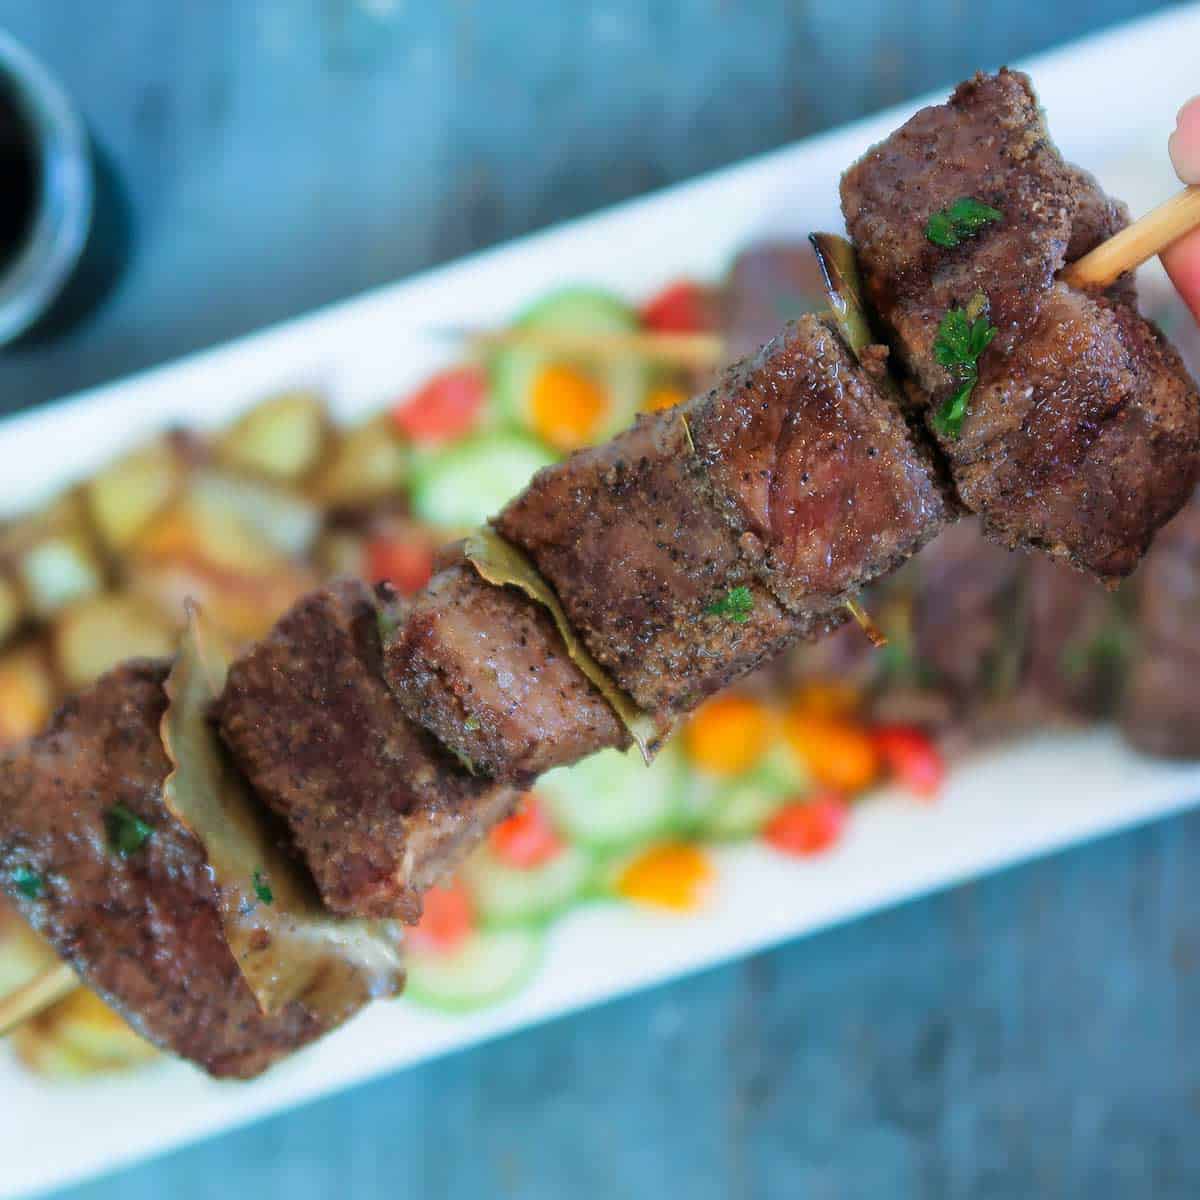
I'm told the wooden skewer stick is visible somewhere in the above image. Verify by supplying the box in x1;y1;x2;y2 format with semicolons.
845;598;888;648
1063;186;1200;289
0;962;77;1037
453;325;726;370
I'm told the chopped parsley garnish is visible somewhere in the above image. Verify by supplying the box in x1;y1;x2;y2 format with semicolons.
925;197;1002;248
13;865;44;899
705;585;754;623
464;714;481;732
931;299;996;438
105;804;154;857
253;870;274;906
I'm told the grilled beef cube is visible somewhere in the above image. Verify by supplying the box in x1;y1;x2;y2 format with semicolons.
841;69;1200;582
496;404;805;721
688;316;952;617
0;661;331;1079
383;560;629;783
217;580;516;921
496;316;949;721
910;519;1026;703
1122;492;1200;758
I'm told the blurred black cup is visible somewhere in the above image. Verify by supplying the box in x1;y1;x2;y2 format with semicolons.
0;31;129;348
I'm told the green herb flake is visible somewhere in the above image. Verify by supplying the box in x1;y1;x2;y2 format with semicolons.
705;585;754;624
105;804;155;857
253;870;274;906
463;714;481;732
925;197;1002;248
931;302;997;439
13;865;44;899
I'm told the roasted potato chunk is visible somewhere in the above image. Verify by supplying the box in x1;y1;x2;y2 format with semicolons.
218;390;329;482
84;438;185;553
129;495;317;642
53;592;177;690
10;989;158;1077
1;495;105;619
311;415;409;508
188;469;321;559
0;640;57;746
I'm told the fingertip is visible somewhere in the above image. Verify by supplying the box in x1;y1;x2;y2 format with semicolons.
1163;227;1200;325
1172;96;1200;184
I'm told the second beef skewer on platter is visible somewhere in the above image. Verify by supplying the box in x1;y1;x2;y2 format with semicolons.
2;69;1199;1078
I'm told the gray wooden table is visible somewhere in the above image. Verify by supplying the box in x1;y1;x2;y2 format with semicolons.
2;2;1198;1196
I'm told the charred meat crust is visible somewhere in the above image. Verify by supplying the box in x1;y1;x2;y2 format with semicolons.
0;661;330;1079
841;68;1200;582
687;316;953;615
217;580;516;921
382;559;629;785
494;401;822;721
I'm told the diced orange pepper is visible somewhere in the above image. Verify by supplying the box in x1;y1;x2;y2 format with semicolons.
785;710;879;793
489;794;564;868
764;793;847;857
410;881;474;954
684;694;774;776
531;364;608;450
643;385;688;413
617;843;714;911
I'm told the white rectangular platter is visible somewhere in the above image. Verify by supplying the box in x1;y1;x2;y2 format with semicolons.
3;7;1200;1197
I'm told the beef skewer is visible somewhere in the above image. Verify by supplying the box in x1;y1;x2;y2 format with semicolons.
842;70;1198;583
2;70;1199;1077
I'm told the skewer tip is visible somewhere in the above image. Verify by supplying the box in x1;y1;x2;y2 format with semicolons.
0;962;78;1038
844;598;888;648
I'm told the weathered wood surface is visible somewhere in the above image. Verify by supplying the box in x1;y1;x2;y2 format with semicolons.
1;2;1196;1196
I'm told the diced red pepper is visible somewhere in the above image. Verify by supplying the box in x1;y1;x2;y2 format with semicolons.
366;536;434;596
764;792;847;857
873;725;945;799
640;280;718;334
489;794;564;869
392;366;486;444
410;880;474;953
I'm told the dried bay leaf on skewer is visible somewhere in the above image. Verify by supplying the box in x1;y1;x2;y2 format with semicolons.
161;604;405;1019
463;528;669;762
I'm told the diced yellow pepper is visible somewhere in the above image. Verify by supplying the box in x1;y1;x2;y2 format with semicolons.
617;844;714;912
